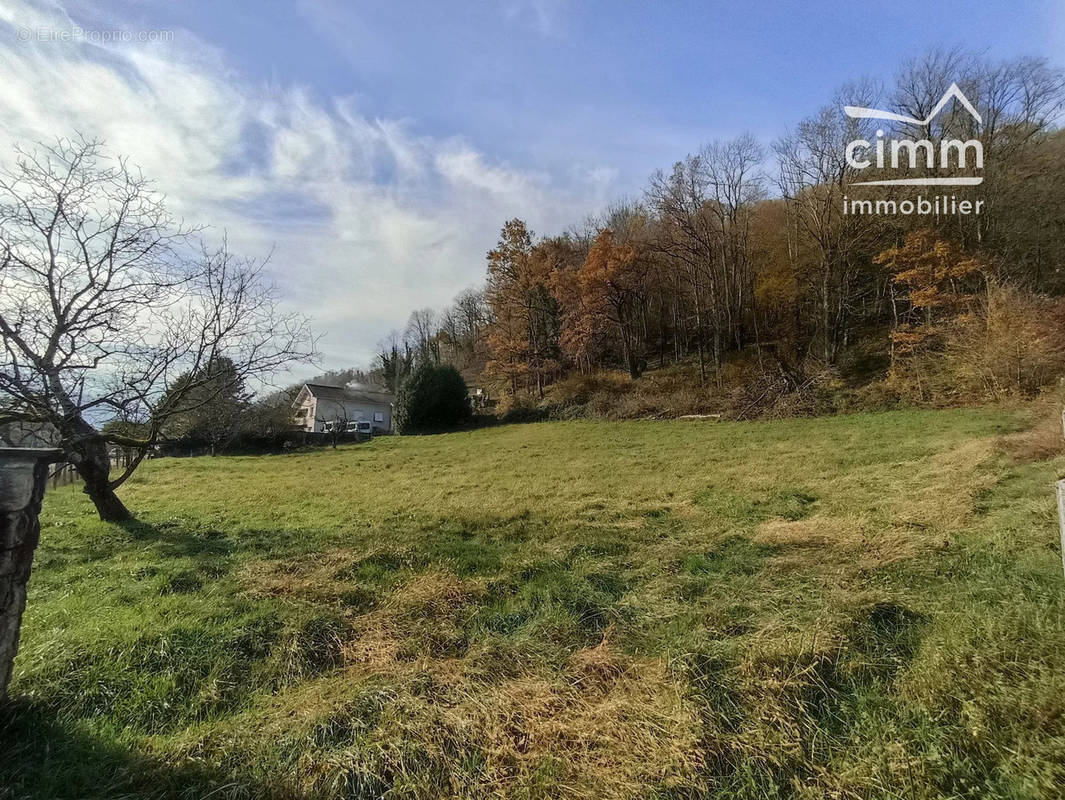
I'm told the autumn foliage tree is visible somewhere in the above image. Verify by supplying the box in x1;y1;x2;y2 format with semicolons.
874;230;986;397
484;220;560;396
876;230;986;354
555;226;651;379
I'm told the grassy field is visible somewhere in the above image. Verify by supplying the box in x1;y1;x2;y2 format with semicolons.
3;408;1065;799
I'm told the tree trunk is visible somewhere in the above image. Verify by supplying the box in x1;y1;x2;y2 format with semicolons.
822;265;832;363
0;455;49;697
71;436;131;522
622;335;640;380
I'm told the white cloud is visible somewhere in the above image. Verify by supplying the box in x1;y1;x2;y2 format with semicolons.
502;0;572;37
0;0;617;378
435;145;538;198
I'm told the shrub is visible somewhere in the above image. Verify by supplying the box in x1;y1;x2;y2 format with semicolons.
394;362;472;433
885;282;1065;404
945;283;1065;399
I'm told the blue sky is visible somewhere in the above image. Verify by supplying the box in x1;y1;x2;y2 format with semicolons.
1;0;1063;374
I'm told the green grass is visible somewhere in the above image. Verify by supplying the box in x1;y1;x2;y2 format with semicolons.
4;408;1065;799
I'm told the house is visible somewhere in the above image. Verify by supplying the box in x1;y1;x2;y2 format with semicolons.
292;383;395;434
468;386;496;412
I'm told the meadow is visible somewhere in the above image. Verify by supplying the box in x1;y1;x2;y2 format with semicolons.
3;407;1065;799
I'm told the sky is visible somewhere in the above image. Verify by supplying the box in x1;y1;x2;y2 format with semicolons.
1;0;1063;377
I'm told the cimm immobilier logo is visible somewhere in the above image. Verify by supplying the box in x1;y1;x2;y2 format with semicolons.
842;83;984;216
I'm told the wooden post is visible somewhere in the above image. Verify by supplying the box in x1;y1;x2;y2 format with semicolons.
1057;479;1065;579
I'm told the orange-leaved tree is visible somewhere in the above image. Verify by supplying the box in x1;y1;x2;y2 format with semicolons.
564;228;651;379
484;220;560;396
874;229;986;397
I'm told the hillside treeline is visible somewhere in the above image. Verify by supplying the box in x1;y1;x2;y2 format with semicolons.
382;48;1065;418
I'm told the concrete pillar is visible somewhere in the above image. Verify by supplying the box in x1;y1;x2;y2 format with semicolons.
0;448;58;698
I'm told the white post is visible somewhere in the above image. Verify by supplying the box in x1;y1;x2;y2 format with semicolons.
1057;479;1065;579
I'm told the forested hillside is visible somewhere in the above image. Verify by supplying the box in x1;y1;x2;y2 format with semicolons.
377;48;1065;419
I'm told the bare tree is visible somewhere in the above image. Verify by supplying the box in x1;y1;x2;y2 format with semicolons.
893;48;1065;248
438;287;490;369
0;137;316;521
316;405;351;449
646;135;766;381
774;81;883;363
375;329;414;393
647;155;720;382
701;133;766;351
404;307;439;363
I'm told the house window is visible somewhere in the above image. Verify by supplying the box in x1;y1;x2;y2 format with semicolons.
374;412;384;422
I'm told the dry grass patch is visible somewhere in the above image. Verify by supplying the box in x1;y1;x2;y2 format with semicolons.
241;560;487;670
446;645;704;798
241;548;361;604
755;516;923;571
997;396;1064;463
384;571;482;617
884;437;999;531
346;571;484;665
172;621;704;799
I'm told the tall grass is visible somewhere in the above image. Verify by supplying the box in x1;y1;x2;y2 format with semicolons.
3;407;1064;798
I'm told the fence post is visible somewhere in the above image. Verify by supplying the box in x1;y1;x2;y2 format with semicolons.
1057;479;1065;579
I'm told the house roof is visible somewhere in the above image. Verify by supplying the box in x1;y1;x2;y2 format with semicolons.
297;383;394;407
